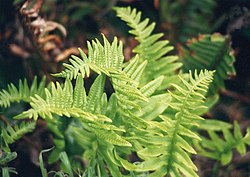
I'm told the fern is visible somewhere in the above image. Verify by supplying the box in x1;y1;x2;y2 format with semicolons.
53;35;148;111
160;0;217;43
136;70;214;177
0;150;18;177
52;34;124;80
0;76;46;108
15;75;132;145
1;121;36;150
0;5;244;177
195;121;250;165
115;6;182;90
0;151;17;165
179;33;236;95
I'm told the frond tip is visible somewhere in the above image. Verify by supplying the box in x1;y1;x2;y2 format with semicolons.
52;34;124;80
115;6;182;89
1;121;36;146
0;76;46;108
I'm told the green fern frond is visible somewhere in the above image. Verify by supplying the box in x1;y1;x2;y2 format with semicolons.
137;70;214;177
179;33;236;95
54;35;148;112
0;76;46;108
15;75;109;122
0;151;17;165
195;121;250;165
1;121;35;149
53;34;124;80
178;0;217;42
15;75;131;148
115;6;182;89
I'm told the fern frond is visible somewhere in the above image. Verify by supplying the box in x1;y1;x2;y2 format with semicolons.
0;151;17;165
136;70;214;177
195;121;250;165
1;121;35;148
53;35;148;112
179;33;236;95
0;76;46;108
160;0;217;43
53;34;124;80
115;6;182;89
15;75;109;122
15;75;132;148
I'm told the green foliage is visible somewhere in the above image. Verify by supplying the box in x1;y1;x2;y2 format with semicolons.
0;5;247;177
159;0;217;43
0;150;18;177
0;76;46;108
0;151;17;166
1;121;36;150
1;167;17;177
115;6;182;90
195;121;250;165
0;121;35;176
39;148;74;177
52;35;124;79
137;70;214;177
179;33;236;96
53;35;148;111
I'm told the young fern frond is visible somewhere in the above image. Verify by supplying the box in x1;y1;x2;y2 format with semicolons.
0;76;46;108
1;121;35;150
137;70;214;177
195;121;250;165
179;33;236;95
115;6;182;89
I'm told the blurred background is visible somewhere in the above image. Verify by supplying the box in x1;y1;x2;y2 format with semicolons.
0;0;250;176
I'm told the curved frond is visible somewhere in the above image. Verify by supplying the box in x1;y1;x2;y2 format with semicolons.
0;76;46;108
115;6;182;89
179;33;236;95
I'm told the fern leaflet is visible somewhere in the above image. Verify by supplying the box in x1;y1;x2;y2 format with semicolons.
115;6;182;89
1;121;35;148
0;76;46;108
